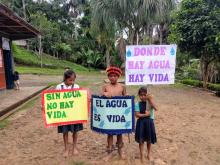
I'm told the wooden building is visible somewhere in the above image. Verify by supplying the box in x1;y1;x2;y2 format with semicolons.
0;3;40;90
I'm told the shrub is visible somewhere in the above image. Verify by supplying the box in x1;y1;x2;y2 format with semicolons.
181;79;220;91
181;79;203;88
207;83;220;91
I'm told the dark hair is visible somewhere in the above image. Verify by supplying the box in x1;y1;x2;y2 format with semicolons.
65;67;70;70
138;86;148;95
63;70;76;81
14;71;19;75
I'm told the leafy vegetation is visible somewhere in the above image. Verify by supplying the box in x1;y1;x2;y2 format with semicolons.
90;0;175;66
169;0;220;88
181;79;220;91
207;83;220;91
1;0;176;68
181;79;203;88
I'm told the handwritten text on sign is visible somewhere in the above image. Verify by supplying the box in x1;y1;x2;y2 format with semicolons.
42;89;89;127
91;95;135;135
126;45;177;85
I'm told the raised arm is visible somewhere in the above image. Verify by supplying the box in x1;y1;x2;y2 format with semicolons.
147;94;158;111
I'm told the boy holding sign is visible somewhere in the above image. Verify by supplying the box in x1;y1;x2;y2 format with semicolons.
101;67;126;159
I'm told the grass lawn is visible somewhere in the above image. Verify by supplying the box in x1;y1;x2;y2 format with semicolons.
12;44;91;72
15;65;100;75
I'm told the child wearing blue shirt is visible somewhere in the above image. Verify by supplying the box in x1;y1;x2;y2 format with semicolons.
135;87;158;163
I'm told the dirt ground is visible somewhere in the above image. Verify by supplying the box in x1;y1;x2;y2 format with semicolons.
0;74;220;165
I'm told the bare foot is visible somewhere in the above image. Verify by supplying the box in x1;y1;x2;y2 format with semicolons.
72;148;79;155
147;154;151;161
119;151;126;160
140;157;144;163
63;150;68;158
106;146;113;154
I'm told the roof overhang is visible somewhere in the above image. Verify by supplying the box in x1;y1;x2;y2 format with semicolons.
0;3;40;40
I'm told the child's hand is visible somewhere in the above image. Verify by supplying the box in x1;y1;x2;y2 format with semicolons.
147;94;153;99
103;92;111;98
145;111;150;116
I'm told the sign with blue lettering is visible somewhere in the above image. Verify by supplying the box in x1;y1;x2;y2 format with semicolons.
91;95;135;134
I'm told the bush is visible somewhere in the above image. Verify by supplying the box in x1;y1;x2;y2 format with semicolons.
181;79;220;91
181;79;203;88
207;83;220;91
184;68;200;80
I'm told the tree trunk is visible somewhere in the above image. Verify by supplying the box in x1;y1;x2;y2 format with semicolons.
38;35;42;68
201;58;210;88
26;40;29;50
149;25;153;44
117;37;126;62
146;25;150;44
22;0;27;20
159;24;163;44
106;48;110;67
127;27;133;44
132;31;137;45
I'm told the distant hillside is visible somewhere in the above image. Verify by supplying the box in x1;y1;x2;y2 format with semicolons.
12;45;88;71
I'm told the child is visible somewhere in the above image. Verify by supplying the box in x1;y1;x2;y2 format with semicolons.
135;87;158;162
101;66;126;159
13;71;20;90
64;67;70;72
56;70;83;157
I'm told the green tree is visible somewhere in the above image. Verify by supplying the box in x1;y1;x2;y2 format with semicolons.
169;0;220;88
70;1;106;68
29;13;61;56
155;0;176;44
91;0;175;44
90;0;175;67
90;21;115;67
55;43;72;60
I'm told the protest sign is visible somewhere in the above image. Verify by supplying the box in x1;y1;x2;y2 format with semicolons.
42;88;89;127
126;45;177;85
91;95;135;134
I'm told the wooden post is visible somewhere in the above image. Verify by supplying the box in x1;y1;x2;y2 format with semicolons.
38;35;42;68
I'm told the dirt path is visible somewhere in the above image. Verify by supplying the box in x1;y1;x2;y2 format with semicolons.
0;75;219;165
